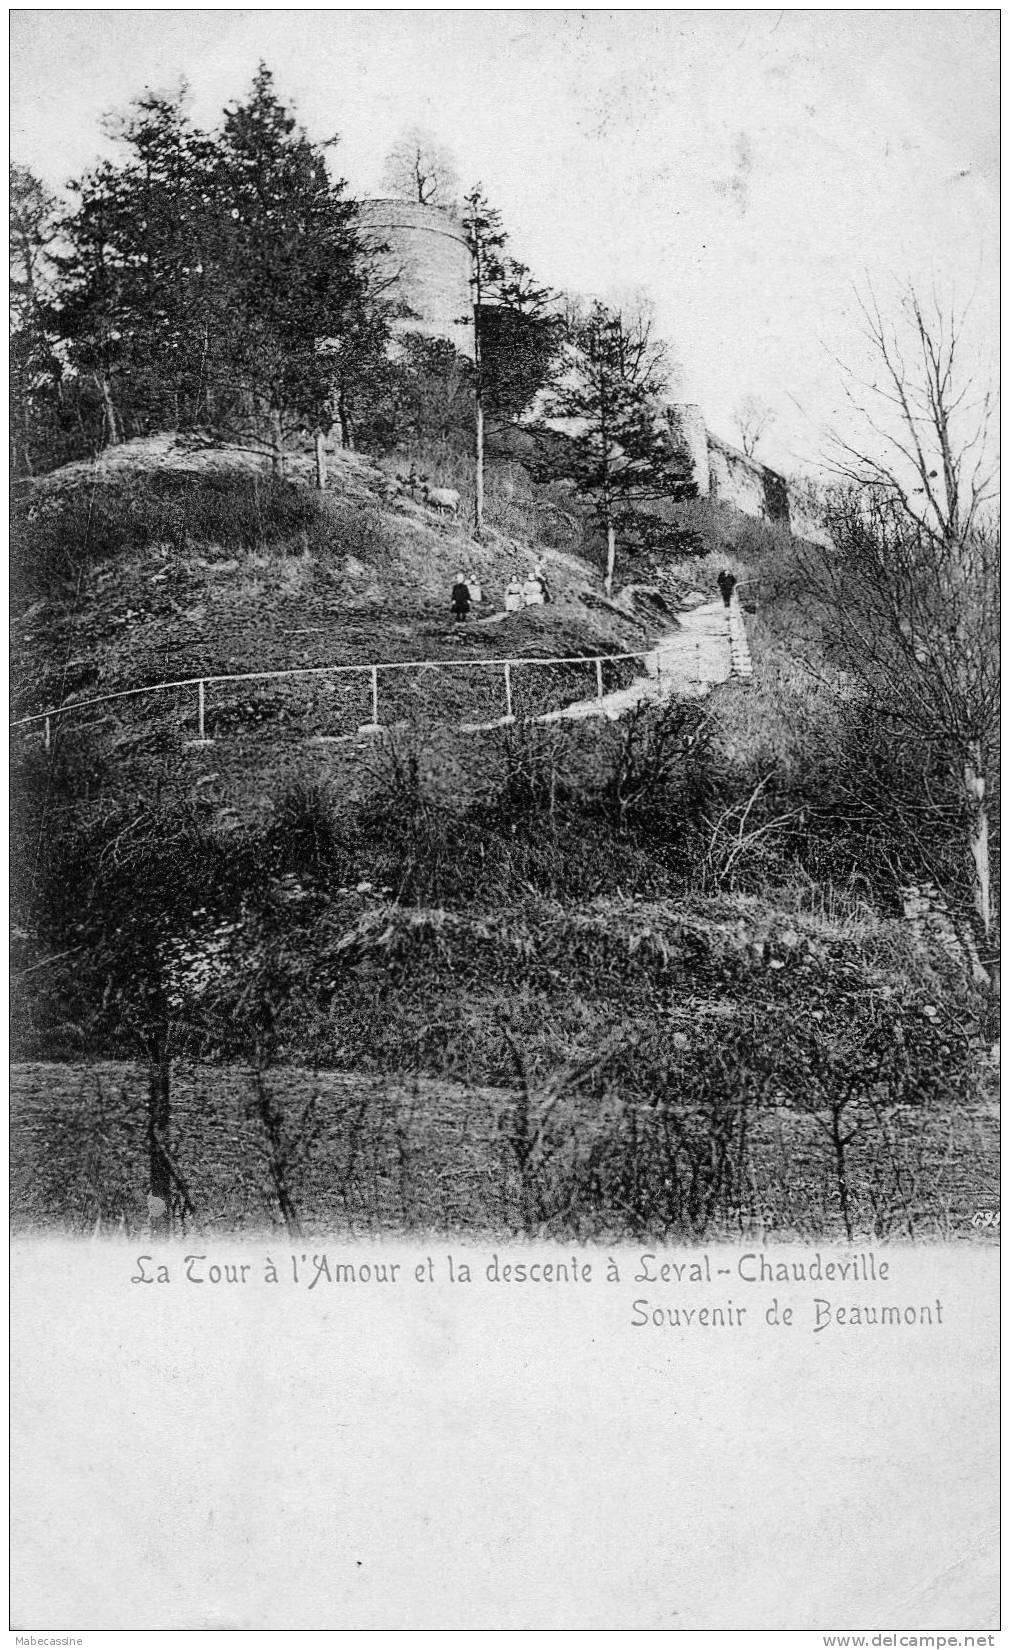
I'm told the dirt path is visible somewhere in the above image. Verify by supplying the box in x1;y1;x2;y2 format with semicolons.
456;598;750;733
539;596;750;723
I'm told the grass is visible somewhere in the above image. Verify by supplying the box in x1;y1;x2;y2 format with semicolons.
10;1053;998;1241
11;457;649;734
379;443;588;555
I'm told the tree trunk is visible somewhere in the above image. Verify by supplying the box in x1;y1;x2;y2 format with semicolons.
148;1040;172;1237
830;1105;853;1243
337;386;353;450
314;430;327;491
269;406;284;478
474;398;485;539
605;521;616;597
963;745;991;939
97;373;121;448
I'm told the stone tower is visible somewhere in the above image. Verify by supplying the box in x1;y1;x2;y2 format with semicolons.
357;199;474;360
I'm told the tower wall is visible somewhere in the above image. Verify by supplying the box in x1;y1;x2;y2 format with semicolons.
358;199;474;360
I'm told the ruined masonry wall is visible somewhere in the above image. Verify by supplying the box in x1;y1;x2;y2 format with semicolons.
708;436;770;519
667;403;831;547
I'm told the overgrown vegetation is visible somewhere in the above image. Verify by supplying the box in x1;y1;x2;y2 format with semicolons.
12;667;998;1240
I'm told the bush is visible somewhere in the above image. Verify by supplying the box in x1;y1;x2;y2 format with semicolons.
11;472;328;602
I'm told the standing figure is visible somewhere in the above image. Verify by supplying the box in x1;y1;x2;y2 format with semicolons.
451;572;471;622
717;569;737;608
504;579;524;613
533;562;552;604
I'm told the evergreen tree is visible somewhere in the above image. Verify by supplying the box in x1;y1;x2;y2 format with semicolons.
213;64;378;471
42;67;384;472
51;87;223;447
461;185;507;537
479;256;562;431
536;300;696;594
462;186;562;534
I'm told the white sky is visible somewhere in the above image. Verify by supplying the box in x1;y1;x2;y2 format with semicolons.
10;7;1000;477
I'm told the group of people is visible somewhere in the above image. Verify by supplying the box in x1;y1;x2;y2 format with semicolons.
451;563;552;622
505;564;552;613
452;564;736;622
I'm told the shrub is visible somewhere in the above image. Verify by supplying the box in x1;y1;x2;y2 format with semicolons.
11;472;328;603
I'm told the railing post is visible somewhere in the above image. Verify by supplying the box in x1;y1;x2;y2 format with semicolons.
44;715;51;753
595;658;604;703
370;665;379;726
197;680;206;742
504;661;513;720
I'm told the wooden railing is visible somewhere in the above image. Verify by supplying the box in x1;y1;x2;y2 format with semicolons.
11;648;662;749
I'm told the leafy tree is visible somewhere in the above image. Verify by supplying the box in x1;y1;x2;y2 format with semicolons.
10;164;59;317
52;159;129;447
10;164;65;474
381;127;458;207
310;302;401;472
535;298;696;594
388;333;475;449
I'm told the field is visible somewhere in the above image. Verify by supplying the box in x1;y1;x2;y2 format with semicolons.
12;1033;998;1245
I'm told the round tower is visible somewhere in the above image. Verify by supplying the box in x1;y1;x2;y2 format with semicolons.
358;199;474;360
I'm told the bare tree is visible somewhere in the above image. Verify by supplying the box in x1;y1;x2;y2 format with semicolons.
812;286;999;950
831;283;998;547
381;127;458;208
735;394;775;459
816;490;998;947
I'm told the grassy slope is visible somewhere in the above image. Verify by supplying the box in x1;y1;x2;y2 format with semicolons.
12;436;651;720
10;435;998;1239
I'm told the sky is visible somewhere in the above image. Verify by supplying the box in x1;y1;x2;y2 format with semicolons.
10;8;1000;477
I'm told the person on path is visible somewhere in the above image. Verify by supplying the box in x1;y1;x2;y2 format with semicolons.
717;569;737;608
451;572;471;622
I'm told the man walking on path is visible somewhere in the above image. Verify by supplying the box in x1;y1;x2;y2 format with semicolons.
717;569;737;608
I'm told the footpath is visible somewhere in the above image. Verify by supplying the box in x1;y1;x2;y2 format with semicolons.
538;594;751;725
